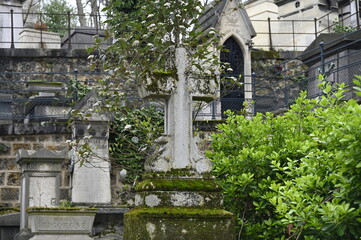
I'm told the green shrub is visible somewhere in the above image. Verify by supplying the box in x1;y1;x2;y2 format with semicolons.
110;105;164;184
207;79;361;239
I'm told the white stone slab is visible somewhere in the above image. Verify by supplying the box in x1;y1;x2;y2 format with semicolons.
71;138;111;204
29;176;57;207
70;92;112;204
18;29;61;49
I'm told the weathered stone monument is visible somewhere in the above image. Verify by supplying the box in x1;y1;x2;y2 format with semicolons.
26;207;96;240
124;48;235;240
15;148;66;239
70;91;112;205
15;148;97;240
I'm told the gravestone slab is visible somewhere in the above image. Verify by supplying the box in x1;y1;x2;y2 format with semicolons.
15;148;65;240
70;92;111;204
18;29;61;49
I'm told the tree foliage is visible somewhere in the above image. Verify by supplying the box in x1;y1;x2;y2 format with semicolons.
41;0;75;36
207;78;361;239
109;105;164;184
96;0;222;91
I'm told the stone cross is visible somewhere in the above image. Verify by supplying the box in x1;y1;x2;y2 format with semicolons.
144;48;216;174
126;48;235;240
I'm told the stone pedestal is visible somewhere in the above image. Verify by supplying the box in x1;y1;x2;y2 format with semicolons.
125;173;235;240
15;148;66;240
124;48;235;239
27;208;96;240
125;208;233;240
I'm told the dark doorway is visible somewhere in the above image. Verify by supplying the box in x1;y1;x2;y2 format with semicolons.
220;37;244;117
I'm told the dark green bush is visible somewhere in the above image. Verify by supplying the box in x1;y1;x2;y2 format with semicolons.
110;105;164;184
207;80;361;239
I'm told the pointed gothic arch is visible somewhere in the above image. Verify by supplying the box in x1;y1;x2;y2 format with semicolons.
220;36;244;116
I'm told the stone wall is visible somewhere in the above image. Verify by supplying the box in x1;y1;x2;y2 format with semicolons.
0;48;90;71
0;123;71;207
252;50;307;112
0;48;100;86
0;48;128;207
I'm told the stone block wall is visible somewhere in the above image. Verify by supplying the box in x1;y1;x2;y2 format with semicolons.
252;50;308;112
0;123;71;207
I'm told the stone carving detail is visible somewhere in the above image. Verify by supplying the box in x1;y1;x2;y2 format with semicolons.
225;8;239;23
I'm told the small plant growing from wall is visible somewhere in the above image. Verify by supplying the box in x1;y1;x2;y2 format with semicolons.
332;19;356;33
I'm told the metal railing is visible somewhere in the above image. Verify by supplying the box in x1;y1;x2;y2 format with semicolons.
0;11;111;49
0;69;252;121
0;71;140;121
0;1;360;50
250;1;361;50
195;80;254;120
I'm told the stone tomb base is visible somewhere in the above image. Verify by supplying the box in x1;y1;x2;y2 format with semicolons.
124;176;235;240
27;208;96;240
124;207;234;240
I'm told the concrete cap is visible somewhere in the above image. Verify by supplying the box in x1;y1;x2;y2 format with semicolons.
16;148;67;165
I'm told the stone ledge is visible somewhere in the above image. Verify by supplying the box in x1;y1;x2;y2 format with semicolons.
135;178;221;192
0;48;89;58
0;208;20;217
127;207;233;219
0;123;70;135
135;191;223;208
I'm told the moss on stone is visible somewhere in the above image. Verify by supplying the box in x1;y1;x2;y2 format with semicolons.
152;69;177;79
135;178;221;192
128;207;233;218
143;169;214;179
252;50;280;60
27;80;63;86
124;207;235;240
0;207;20;215
136;191;223;208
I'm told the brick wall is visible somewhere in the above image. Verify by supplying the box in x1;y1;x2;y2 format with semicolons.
0;123;71;207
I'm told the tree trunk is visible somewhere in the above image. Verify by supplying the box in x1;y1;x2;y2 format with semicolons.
90;0;99;30
76;0;87;27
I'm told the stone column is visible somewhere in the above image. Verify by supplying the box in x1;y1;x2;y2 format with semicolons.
124;48;235;240
15;148;66;240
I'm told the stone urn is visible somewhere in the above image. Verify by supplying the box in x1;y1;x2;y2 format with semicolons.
27;207;97;240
